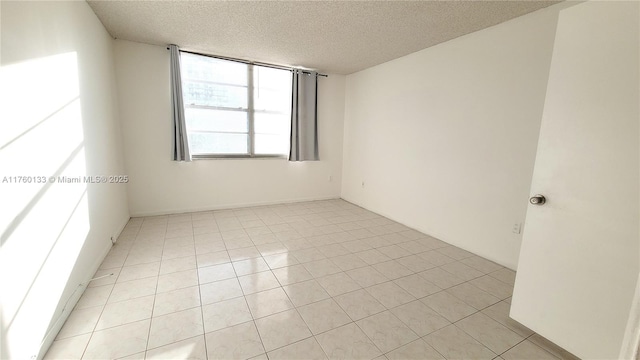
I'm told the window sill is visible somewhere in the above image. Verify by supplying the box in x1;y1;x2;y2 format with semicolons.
192;154;288;160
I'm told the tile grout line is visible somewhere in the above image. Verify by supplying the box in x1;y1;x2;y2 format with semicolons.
192;212;211;359
141;217;168;357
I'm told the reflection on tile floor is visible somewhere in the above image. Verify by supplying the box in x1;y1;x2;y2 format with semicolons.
45;199;578;360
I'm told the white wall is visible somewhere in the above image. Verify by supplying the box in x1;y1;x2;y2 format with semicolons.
341;3;571;269
114;40;345;216
0;1;129;359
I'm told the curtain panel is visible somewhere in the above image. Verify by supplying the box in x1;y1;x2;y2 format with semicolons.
289;69;319;161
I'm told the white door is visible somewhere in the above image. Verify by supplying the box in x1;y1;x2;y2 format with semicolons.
510;2;639;359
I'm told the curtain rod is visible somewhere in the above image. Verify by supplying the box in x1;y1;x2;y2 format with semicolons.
168;47;328;77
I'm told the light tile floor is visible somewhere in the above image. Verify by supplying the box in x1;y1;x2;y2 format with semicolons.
45;199;579;360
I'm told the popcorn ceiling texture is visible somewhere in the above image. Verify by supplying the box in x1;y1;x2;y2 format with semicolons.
87;1;559;75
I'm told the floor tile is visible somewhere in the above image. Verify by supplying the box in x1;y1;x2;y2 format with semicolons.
202;297;253;333
75;284;112;309
239;271;280;294
117;262;160;283
124;253;162;267
356;249;391;265
377;245;412;260
267;337;328;360
455;312;524;354
83;319;150;360
488;268;517;286
418;267;465;289
164;235;195;249
397;240;432;254
196;251;230;268
272;264;314;286
424;325;496;360
317;243;350;258
331;254;368;271
393;274;441;298
56;306;103;340
292;247;327;263
316;323;382;360
372;260;413;280
417;250;457;267
100;253;127;270
157;269;198;293
421;291;477;322
356;311;418;353
396;255;436;272
228;246;261;261
283;279;330;307
194;239;225;255
439;262;484;281
501;340;559;360
446;283;501;309
317;272;361;296
365;281;415;309
254;309;312;351
460;256;503;274
335;289;386;321
256;242;288;256
390;300;450;337
153;285;201;316
205;322;265;360
160;255;197;275
347;228;376;240
346;266;387;288
385;339;444;360
436;246;475;260
95;295;154;330
245;287;294;319
298;299;351;334
198;263;236;284
233;257;270;276
527;334;580;360
303;259;342;278
145;335;207;359
118;351;146;359
200;278;243;305
469;275;514;299
44;333;91;360
481;301;534;338
148;308;204;349
263;253;300;269
162;244;195;260
108;277;157;303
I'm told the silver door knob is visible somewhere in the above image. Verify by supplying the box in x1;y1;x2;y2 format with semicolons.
529;195;546;205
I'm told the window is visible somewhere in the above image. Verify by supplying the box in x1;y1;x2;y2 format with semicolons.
180;52;292;157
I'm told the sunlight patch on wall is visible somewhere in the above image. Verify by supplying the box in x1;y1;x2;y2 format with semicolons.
0;51;92;359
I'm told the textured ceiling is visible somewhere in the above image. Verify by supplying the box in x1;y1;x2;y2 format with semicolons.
88;1;560;75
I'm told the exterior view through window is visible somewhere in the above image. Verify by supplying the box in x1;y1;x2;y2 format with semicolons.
180;52;292;157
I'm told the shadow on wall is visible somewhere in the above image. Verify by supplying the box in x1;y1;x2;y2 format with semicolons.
0;52;92;359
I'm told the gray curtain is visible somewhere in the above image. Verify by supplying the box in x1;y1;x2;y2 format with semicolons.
289;69;319;161
170;44;191;162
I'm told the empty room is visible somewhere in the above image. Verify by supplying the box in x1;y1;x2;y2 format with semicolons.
1;1;638;359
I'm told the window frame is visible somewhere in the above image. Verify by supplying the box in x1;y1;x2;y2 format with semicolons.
181;51;292;159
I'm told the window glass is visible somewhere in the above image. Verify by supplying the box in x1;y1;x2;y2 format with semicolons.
181;53;292;157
